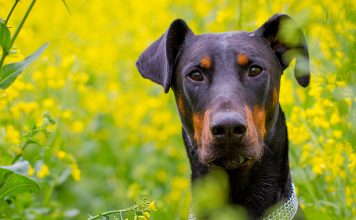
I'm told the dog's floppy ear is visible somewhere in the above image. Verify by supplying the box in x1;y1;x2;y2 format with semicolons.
136;19;193;93
254;14;310;87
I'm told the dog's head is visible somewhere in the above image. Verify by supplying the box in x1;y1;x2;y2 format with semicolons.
136;14;309;170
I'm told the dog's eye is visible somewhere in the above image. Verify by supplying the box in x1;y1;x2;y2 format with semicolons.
188;71;204;81
248;65;263;77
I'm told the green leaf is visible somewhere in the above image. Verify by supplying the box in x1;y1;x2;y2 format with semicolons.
0;43;48;89
0;167;40;199
0;20;11;54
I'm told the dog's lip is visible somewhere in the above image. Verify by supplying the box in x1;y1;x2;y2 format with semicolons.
209;155;252;170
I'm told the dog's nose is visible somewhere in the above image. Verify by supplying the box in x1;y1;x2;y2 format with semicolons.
211;113;247;143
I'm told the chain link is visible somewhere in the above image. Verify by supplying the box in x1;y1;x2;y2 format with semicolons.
263;184;298;220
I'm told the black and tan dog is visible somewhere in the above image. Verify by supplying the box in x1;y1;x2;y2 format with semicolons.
136;14;309;219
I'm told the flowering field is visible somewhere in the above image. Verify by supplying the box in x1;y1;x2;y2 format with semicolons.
0;0;355;219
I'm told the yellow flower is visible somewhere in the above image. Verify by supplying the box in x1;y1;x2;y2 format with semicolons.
344;97;352;107
143;212;150;219
348;153;356;170
172;177;189;190
330;113;341;125
336;81;346;87
70;164;81;181
148;200;157;211
28;164;35;176
312;165;323;175
5;125;21;145
48;79;65;89
37;164;49;178
311;157;325;175
13;101;39;114
56;150;66;160
332;130;342;139
216;10;227;23
345;187;353;207
61;55;75;68
72;121;84;133
61;110;72;120
42;98;56;109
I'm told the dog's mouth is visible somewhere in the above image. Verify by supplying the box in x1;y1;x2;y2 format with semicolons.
210;155;252;170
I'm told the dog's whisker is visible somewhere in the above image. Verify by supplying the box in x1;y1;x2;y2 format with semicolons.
263;143;274;156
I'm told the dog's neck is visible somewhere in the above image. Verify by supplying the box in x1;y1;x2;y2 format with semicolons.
182;106;292;218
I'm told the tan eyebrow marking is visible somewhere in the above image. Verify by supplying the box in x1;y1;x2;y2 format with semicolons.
199;56;212;69
236;53;249;65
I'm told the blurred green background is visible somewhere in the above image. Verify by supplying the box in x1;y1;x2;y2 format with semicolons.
0;0;355;219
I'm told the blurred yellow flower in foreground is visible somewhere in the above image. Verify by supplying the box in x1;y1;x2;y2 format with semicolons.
28;164;35;177
70;163;81;181
143;211;150;219
37;164;49;178
148;200;157;211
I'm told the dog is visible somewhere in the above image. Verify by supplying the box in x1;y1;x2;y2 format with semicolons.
136;14;309;219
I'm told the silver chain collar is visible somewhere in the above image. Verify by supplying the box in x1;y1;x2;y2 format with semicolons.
189;184;298;220
263;184;298;220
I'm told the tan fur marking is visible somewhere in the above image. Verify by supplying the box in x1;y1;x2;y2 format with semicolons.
200;56;212;69
177;96;185;115
201;109;213;145
253;106;266;138
193;112;203;144
244;106;264;161
272;87;279;107
237;53;249;65
245;106;259;145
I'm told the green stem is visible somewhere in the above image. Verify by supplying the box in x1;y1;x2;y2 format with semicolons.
88;206;137;220
11;140;38;164
11;0;37;47
22;127;46;138
0;54;6;69
5;0;20;25
0;0;37;69
43;181;56;205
